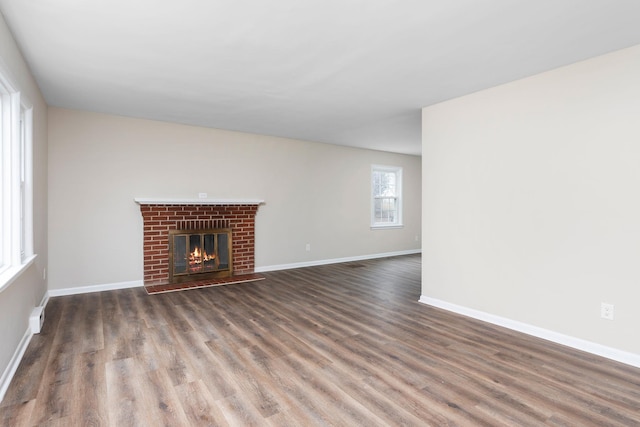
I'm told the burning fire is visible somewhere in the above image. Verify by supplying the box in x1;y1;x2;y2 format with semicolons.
188;246;216;271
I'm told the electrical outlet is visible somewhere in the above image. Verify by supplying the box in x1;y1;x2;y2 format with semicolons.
601;303;614;320
305;243;311;251
198;192;207;199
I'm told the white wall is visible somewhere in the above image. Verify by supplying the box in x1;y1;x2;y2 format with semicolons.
48;108;421;290
0;13;48;392
422;44;640;355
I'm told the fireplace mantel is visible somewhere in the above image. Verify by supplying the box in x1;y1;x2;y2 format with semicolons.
134;198;264;205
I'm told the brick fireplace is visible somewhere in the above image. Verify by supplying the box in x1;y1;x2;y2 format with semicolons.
135;198;263;286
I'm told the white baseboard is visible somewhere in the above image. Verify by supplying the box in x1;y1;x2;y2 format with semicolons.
38;292;49;311
47;279;143;297
44;251;422;296
255;249;421;273
0;328;32;403
0;289;52;403
419;296;640;369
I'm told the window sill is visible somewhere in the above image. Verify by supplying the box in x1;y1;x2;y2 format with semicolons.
370;224;404;230
0;254;38;293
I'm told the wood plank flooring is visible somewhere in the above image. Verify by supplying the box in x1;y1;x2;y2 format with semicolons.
2;254;640;426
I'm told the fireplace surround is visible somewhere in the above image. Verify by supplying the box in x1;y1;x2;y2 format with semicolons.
135;198;263;286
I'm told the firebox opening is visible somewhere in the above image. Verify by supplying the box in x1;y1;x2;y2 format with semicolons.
169;228;232;283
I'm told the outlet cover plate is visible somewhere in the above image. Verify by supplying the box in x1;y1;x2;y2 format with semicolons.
601;302;614;320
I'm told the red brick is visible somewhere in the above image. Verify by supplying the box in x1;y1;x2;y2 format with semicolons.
139;202;260;284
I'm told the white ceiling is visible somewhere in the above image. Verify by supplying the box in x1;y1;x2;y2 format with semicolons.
1;1;640;156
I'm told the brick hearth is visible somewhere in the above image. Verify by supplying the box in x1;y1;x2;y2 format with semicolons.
135;199;262;286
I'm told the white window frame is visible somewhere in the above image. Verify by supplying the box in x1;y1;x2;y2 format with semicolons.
371;164;403;229
0;59;36;292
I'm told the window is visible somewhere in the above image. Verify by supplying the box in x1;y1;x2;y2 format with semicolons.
371;165;402;228
0;60;35;290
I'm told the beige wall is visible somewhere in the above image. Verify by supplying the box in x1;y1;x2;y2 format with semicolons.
0;14;48;387
48;108;421;290
422;44;640;355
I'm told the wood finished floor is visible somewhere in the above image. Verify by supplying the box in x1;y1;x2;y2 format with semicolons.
2;254;640;426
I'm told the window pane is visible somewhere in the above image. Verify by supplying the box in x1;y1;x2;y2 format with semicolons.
0;100;3;268
0;69;35;286
372;165;402;227
20;110;25;259
374;197;397;223
374;199;382;221
374;171;397;197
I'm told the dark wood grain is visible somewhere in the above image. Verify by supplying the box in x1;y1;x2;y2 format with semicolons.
2;254;640;426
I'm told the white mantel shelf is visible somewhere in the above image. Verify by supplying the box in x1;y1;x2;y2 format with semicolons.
134;198;264;205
